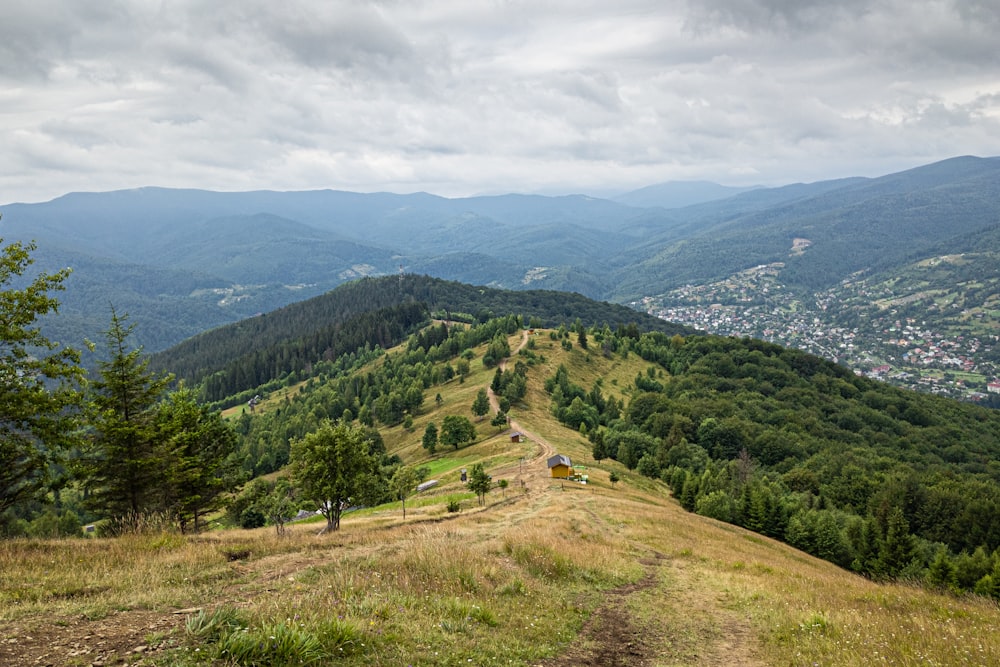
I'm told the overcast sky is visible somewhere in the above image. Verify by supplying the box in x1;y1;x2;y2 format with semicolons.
2;0;999;203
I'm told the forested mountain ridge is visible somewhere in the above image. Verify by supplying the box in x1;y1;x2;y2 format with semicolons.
187;303;1000;598
149;274;693;401
607;155;1000;299
3;156;999;363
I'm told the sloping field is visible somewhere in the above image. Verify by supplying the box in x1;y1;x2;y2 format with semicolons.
2;332;998;666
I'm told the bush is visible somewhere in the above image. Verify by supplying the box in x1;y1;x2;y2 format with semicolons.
240;507;266;529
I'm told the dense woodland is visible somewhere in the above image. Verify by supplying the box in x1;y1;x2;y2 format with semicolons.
149;274;692;400
547;328;1000;596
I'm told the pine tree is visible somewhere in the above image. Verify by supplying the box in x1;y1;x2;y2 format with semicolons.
926;548;957;590
422;422;438;454
81;309;173;521
876;507;916;578
156;389;238;533
472;388;490;420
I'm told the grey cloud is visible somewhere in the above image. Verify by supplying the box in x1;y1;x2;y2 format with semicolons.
1;0;999;204
259;5;415;70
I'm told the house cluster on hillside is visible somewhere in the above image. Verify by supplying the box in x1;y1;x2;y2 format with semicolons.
639;265;999;401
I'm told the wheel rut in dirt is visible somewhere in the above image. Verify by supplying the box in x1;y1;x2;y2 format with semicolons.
540;554;664;667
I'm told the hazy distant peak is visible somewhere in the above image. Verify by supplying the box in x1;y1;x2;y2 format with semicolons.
613;181;762;209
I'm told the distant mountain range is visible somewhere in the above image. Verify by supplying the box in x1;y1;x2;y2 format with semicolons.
612;180;761;208
2;156;999;357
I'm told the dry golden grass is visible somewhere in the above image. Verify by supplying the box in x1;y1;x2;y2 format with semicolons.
3;330;999;666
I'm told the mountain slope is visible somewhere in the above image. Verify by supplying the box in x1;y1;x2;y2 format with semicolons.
149;274;694;395
613;180;761;208
4;155;1000;359
609;156;1000;299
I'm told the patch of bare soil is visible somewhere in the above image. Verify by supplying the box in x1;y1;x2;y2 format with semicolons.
1;609;183;667
540;556;663;667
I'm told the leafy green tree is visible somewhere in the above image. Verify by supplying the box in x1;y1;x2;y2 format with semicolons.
440;415;476;450
260;477;296;535
156;389;239;533
81;309;172;521
291;420;381;533
696;490;735;523
228;478;268;527
422;422;438;454
467;463;492;506
0;237;85;520
390;465;419;519
497;478;509;498
608;471;619;488
491;410;508;430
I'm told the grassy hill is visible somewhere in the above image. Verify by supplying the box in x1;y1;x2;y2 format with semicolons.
3;329;999;666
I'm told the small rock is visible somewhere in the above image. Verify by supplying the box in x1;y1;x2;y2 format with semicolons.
131;645;148;654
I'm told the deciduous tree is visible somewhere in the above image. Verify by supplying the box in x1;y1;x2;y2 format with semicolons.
467;463;492;506
0;236;84;519
440;415;476;450
291;420;381;532
390;465;419;519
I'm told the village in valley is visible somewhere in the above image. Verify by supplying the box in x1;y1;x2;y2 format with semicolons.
638;261;1000;402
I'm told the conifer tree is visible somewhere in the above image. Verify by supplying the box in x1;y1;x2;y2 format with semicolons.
877;507;916;578
81;309;172;521
472;388;490;420
422;422;438;454
156;389;238;533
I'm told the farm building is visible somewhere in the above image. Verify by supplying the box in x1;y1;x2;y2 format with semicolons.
547;454;573;479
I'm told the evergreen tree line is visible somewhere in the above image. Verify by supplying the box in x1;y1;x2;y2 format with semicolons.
546;329;1000;598
151;274;692;394
197;301;429;402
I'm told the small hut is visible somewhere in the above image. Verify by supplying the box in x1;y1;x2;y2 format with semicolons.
547;454;573;479
510;431;523;443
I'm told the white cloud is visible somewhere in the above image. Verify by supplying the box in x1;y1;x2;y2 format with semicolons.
1;0;998;203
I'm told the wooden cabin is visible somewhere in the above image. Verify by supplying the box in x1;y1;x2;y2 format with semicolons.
547;454;573;479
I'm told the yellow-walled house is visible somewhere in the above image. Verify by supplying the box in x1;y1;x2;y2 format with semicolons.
547;454;573;478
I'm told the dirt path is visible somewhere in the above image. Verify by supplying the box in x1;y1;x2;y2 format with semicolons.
487;330;555;464
2;609;181;667
540;554;665;667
